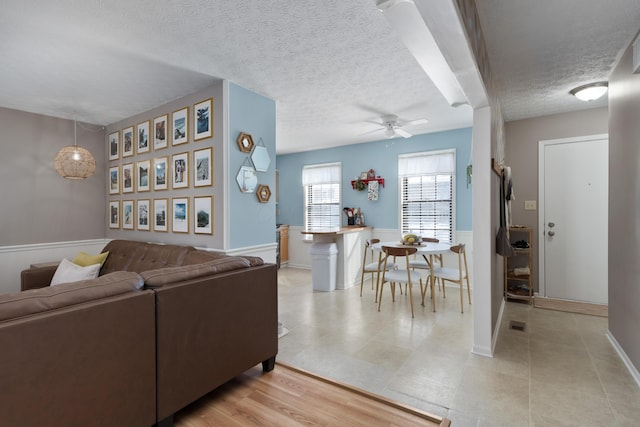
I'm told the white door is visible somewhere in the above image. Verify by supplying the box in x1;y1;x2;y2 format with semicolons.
538;134;608;304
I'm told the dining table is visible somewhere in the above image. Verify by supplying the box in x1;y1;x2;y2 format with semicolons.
371;240;451;311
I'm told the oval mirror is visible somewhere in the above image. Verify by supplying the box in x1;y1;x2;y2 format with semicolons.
251;146;271;172
236;165;258;193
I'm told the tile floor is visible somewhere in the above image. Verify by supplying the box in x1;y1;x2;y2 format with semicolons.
276;267;640;426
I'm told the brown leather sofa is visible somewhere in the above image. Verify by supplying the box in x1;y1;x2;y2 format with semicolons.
15;239;278;427
0;271;157;427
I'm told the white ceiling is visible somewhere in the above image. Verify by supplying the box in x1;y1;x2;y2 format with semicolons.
1;1;639;154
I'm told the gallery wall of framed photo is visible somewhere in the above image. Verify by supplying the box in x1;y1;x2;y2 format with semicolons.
106;84;221;245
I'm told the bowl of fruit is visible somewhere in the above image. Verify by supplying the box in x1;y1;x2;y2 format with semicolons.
401;233;423;245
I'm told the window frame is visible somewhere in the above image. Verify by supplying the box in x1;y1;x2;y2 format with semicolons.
398;149;456;243
302;162;342;234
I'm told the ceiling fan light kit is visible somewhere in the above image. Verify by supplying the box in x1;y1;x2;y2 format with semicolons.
569;82;608;101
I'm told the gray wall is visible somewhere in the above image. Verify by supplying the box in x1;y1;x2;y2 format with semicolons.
105;82;224;249
504;107;609;292
0;107;105;246
608;38;640;370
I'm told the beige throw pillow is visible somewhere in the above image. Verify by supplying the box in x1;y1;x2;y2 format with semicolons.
50;258;101;286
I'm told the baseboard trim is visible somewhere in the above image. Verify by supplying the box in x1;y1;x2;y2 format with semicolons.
534;296;608;317
606;331;640;388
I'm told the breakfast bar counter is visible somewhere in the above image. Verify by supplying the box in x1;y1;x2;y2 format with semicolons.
301;226;372;291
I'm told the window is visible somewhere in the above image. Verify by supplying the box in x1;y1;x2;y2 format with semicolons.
302;163;341;231
399;150;455;243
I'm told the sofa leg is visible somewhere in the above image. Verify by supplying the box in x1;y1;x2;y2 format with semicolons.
262;355;276;372
155;414;174;427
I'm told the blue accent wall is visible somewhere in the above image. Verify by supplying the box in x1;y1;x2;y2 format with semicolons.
276;127;472;230
228;82;276;248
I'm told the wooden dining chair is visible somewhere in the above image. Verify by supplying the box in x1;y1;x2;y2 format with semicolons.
426;244;471;313
360;239;396;301
407;237;443;291
377;246;424;318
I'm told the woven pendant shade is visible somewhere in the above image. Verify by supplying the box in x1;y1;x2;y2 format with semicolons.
54;120;96;180
54;145;96;179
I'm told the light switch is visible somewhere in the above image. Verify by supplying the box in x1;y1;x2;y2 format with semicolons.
524;200;536;210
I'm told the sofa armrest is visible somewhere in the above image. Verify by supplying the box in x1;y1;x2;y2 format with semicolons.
154;263;278;421
20;265;58;291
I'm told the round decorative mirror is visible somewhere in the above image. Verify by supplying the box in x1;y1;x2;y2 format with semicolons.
236;165;258;193
251;146;271;172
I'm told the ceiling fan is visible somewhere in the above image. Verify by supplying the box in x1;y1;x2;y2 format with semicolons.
362;114;429;139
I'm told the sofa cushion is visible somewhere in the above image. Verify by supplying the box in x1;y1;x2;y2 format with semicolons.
50;258;101;286
100;240;195;275
72;251;109;267
141;257;251;288
0;271;143;322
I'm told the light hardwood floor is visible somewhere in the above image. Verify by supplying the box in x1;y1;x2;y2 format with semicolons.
175;362;450;426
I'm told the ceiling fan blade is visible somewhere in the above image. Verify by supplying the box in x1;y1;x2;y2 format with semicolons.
401;118;429;127
395;128;413;138
359;127;384;136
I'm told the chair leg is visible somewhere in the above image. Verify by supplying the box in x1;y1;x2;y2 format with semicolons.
466;275;471;304
459;282;464;313
408;283;414;318
360;268;365;297
377;282;384;312
430;277;436;312
420;276;429;306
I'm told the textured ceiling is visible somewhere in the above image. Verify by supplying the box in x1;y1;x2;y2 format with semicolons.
475;0;640;121
1;1;639;154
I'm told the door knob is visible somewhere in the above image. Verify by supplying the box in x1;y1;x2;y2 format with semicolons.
548;222;555;228
548;231;555;237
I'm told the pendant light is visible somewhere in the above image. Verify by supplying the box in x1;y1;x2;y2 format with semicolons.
54;120;96;179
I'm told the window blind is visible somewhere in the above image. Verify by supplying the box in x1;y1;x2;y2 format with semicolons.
399;151;455;243
303;163;341;230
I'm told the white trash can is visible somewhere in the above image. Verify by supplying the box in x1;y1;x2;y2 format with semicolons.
310;242;338;291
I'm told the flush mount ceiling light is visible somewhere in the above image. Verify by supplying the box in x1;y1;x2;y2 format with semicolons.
569;82;608;101
54;120;96;179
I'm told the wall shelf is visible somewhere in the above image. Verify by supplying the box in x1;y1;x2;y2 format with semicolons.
350;178;384;190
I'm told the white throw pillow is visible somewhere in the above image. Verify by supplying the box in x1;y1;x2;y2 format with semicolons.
50;258;101;286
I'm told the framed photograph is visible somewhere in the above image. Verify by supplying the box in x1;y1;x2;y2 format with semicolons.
109;201;120;229
194;196;213;234
153;156;168;191
109;166;119;194
137;160;150;192
194;147;213;187
193;98;213;141
360;171;369;180
154;198;168;232
172;152;189;189
172;197;189;233
137;120;150;154
172;107;189;145
122;126;134;157
122;200;134;230
122;163;134;193
108;131;120;160
153;114;168;150
137;199;150;231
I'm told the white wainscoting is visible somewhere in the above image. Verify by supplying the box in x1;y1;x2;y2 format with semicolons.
197;243;278;265
0;239;109;294
287;227;474;285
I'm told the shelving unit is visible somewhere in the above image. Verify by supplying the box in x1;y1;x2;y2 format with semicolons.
504;226;533;304
350;177;384;190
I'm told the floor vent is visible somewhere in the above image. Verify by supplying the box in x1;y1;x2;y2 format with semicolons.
509;320;526;332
